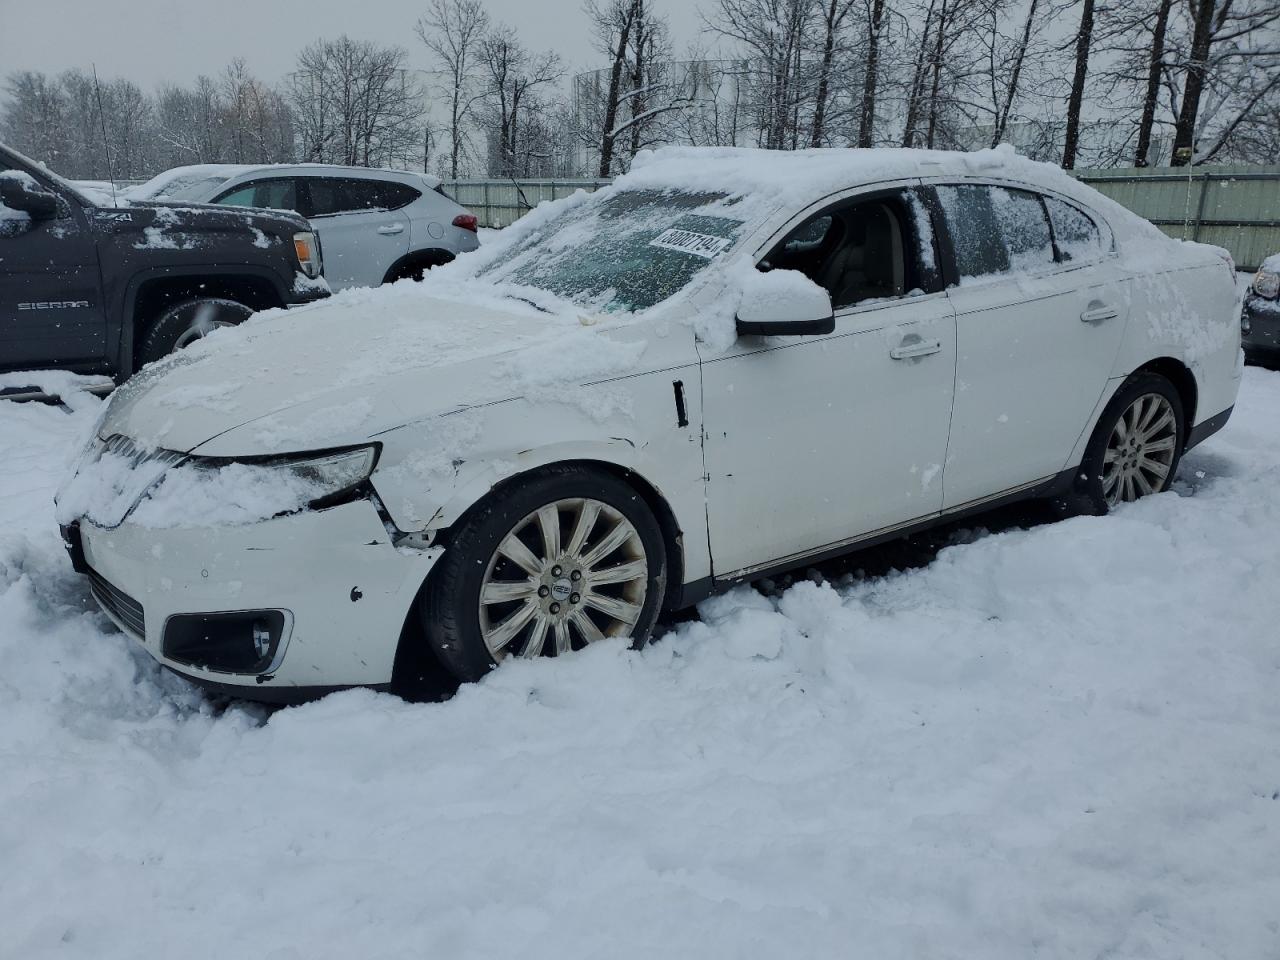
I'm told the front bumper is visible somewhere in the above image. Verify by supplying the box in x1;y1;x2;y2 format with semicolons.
63;498;439;701
1242;294;1280;356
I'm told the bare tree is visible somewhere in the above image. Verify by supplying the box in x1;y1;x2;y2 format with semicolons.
810;0;859;145
289;37;424;168
1133;0;1177;164
417;0;490;179
478;25;563;176
705;0;818;149
1061;0;1096;168
857;0;889;146
989;0;1042;146
1169;0;1280;164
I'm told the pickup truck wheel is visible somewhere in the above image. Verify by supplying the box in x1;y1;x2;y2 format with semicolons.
137;298;253;367
420;466;668;683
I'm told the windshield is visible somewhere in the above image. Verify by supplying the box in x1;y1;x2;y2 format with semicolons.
477;189;747;313
144;173;237;202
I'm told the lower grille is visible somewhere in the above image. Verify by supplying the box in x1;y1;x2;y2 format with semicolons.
87;567;146;640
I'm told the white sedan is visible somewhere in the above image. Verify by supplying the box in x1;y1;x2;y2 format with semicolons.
56;145;1243;701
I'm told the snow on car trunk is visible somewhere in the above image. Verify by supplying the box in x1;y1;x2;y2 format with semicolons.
2;370;1279;958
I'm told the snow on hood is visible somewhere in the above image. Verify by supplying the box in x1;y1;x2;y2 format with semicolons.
97;281;653;456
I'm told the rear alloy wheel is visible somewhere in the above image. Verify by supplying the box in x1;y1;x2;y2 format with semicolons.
1074;372;1186;514
420;466;667;682
1101;393;1178;507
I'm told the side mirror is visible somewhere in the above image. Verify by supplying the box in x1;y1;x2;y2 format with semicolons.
0;175;60;221
735;268;835;337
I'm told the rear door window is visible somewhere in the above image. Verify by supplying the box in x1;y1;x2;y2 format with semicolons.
936;185;1009;279
937;184;1056;280
302;178;399;217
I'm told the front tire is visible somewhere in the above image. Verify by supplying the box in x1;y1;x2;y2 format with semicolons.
136;298;253;367
420;466;668;682
1075;373;1185;513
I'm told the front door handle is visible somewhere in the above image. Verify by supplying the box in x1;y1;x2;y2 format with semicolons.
377;223;405;235
890;337;943;360
1080;301;1119;324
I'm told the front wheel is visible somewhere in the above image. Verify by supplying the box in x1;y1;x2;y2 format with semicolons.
420;466;668;682
136;298;253;367
1076;373;1185;513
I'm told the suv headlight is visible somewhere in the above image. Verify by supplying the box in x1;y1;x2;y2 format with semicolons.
293;231;322;279
1253;268;1279;300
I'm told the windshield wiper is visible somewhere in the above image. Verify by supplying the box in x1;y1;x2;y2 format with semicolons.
502;293;551;314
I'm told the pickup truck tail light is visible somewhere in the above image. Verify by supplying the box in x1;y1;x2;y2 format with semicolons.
452;214;478;233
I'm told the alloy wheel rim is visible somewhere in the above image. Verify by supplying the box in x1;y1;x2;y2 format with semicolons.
1102;392;1177;507
174;311;234;350
477;497;649;660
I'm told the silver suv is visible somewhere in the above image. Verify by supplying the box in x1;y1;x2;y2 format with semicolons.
130;164;480;290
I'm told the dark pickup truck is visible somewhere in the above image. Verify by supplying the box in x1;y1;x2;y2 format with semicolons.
1;143;328;397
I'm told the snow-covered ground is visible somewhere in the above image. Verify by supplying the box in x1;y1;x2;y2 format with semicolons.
2;369;1279;959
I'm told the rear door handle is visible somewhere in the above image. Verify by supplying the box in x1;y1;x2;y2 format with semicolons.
890;338;943;360
377;223;405;235
1080;303;1118;324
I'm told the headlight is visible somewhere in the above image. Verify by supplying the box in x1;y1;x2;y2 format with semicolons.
1253;269;1279;300
293;231;322;279
260;445;379;508
127;444;379;529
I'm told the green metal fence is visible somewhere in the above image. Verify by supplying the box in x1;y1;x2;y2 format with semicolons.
442;179;610;229
447;164;1280;270
1072;165;1280;271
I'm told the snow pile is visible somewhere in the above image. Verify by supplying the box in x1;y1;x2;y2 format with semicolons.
0;170;35;235
2;370;1280;957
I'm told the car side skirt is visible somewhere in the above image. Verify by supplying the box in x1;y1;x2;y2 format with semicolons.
673;468;1079;609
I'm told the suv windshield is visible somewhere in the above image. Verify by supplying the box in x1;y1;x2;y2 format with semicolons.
160;175;239;202
477;189;746;313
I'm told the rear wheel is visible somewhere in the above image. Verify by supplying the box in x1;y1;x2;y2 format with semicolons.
136;298;252;366
1075;373;1185;513
420;466;667;682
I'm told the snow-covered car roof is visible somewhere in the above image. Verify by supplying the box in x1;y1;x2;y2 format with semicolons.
128;163;444;203
624;144;1148;240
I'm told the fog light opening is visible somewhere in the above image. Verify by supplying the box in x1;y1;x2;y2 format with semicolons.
163;610;289;675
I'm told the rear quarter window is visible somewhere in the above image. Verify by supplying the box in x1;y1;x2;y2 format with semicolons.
380;182;421;210
1046;197;1108;262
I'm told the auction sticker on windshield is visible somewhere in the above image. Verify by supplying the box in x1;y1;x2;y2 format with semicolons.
649;227;733;259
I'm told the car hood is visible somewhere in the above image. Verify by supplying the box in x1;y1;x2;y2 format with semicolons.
97;283;655;456
108;198;310;235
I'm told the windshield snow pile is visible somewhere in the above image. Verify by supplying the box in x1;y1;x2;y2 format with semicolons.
475;189;747;314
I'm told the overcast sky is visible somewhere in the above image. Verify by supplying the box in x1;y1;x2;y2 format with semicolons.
0;0;705;89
